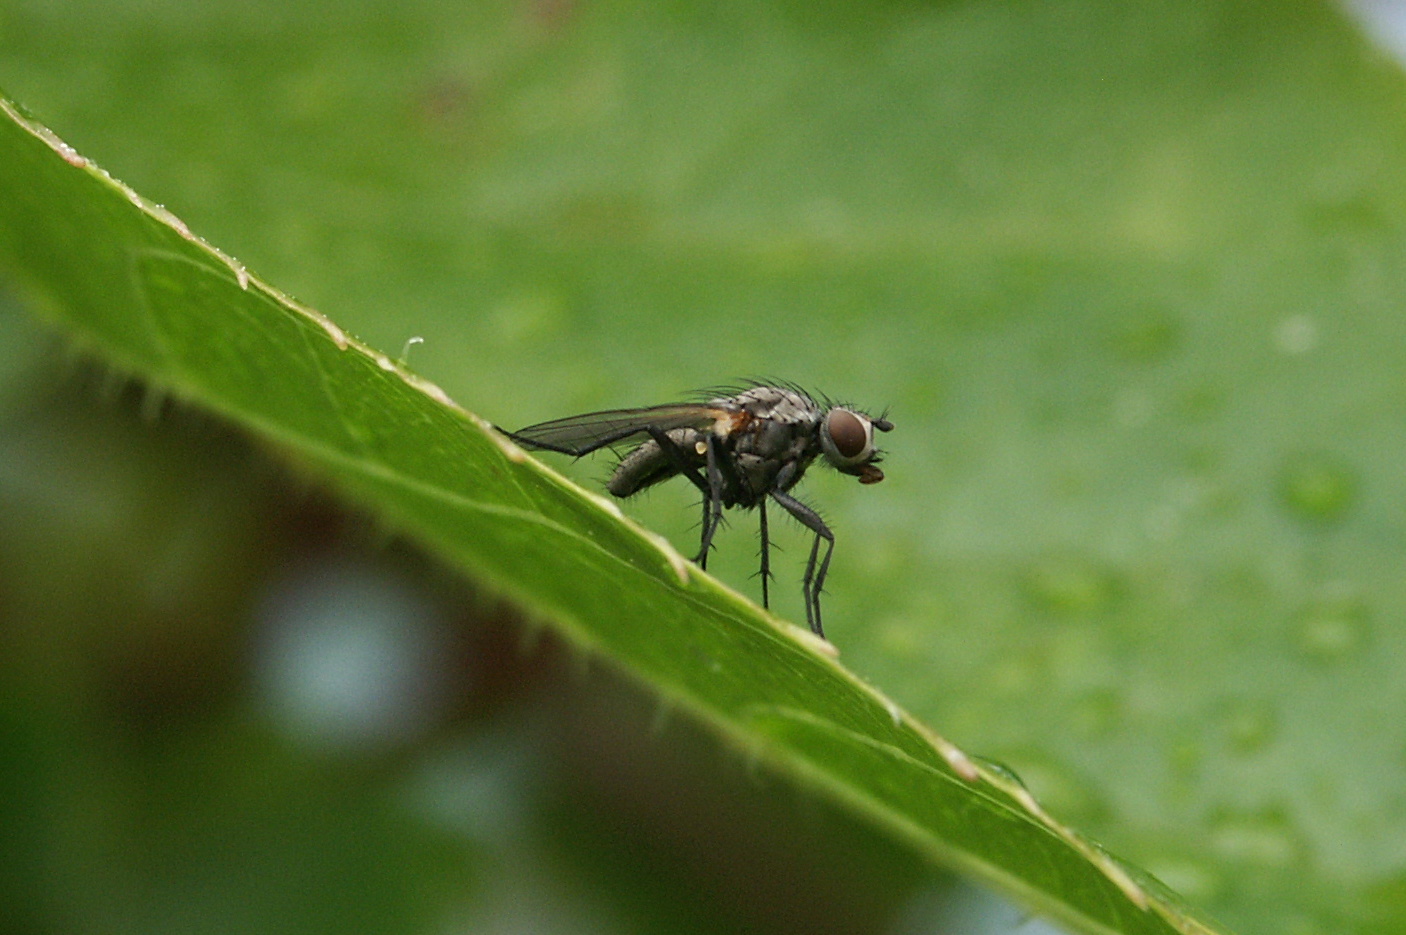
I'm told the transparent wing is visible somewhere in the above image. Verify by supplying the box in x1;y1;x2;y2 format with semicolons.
505;404;727;456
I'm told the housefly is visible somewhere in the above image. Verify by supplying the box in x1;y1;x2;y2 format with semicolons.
499;383;892;639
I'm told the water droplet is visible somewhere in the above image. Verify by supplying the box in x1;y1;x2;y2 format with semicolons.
1277;452;1356;523
1294;590;1370;663
968;755;1027;790
1021;554;1117;615
1113;387;1154;428
1274;314;1319;354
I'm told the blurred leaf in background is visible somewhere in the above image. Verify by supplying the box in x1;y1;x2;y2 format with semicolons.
5;0;1406;933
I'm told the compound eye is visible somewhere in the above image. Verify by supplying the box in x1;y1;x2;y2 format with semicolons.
823;409;873;464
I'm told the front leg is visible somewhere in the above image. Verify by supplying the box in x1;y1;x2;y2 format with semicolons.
694;434;728;568
638;427;720;569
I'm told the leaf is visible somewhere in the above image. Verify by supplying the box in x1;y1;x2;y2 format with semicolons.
0;96;1220;934
11;1;1406;931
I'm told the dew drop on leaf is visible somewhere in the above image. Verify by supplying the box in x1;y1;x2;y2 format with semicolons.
968;754;1028;791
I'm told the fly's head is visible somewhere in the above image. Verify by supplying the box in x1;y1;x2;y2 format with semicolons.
817;407;893;484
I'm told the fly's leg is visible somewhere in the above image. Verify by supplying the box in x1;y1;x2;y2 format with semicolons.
641;426;709;495
707;437;761;591
505;416;736;574
635;426;724;569
810;527;836;636
756;498;771;610
633;427;720;568
693;435;728;568
769;490;834;639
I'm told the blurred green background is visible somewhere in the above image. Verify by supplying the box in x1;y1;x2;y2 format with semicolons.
6;0;1406;932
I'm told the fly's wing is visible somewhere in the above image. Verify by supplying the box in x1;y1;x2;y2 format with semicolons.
504;404;727;456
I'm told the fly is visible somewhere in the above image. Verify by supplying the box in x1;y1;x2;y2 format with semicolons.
498;383;892;639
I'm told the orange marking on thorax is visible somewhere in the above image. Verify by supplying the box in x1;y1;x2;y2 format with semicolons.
715;409;753;435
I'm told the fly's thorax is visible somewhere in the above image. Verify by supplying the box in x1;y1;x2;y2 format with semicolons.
718;386;822;425
726;448;813;504
721;417;819;505
729;453;773;505
738;414;813;458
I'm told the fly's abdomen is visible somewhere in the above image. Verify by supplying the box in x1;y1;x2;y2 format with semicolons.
607;429;701;497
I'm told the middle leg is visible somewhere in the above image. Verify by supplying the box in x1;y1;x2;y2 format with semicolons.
756;498;771;609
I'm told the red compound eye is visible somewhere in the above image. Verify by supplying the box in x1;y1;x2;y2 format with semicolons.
827;409;867;459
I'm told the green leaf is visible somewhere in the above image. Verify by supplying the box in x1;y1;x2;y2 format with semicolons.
8;1;1406;931
0;88;1218;935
